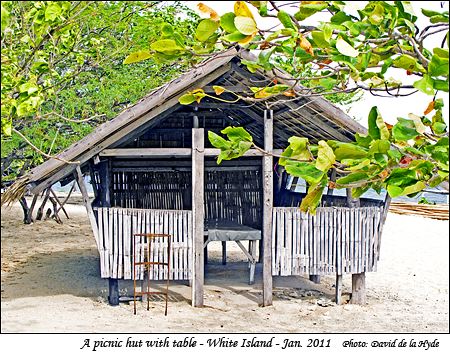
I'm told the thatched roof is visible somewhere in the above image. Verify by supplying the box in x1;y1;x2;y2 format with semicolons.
2;47;368;203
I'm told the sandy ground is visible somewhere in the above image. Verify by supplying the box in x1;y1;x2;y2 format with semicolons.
1;198;448;333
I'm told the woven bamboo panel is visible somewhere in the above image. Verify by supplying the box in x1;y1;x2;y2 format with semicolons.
96;207;192;280
272;206;384;276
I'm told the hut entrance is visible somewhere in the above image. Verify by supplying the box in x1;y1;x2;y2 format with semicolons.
203;161;263;284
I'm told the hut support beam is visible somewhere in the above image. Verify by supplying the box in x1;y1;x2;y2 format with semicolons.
346;188;366;305
98;160;119;306
192;128;204;307
262;110;273;306
335;274;343;305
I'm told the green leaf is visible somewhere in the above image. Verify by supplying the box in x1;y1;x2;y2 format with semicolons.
221;126;253;142
387;149;402;162
208;131;231;150
367;106;390;140
336;37;359;57
258;48;275;68
294;2;328;21
161;23;174;36
280;136;311;166
311;31;329;48
288;137;309;151
2;119;12;136
178;93;196;105
18;82;39;95
346;159;371;171
336;172;369;186
123;50;152;64
151;39;184;53
432;121;447;135
264;84;290;94
284;162;324;185
222;31;248;42
195;19;220;42
1;5;9;33
334;143;368;161
373;153;388;167
433;79;449;92
421;9;443;18
402;181;427;196
430;15;449;24
433;47;449;58
392;54;426;73
330;11;352;24
300;182;326;214
392;118;419;141
217;150;232;164
429;54;449;77
321;23;333;42
387;185;404;198
315;140;335;172
234;16;257;35
386;168;417;187
277;10;296;29
220;12;237;33
368;139;390;155
413;75;435;95
354;133;372;148
44;3;61;21
352;186;369;198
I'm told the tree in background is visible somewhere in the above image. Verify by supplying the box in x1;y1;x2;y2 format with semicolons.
1;1;198;184
124;1;449;213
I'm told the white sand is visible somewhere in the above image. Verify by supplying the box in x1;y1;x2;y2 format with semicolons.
1;200;448;333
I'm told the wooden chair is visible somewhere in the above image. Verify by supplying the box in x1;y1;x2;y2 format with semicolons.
133;233;171;315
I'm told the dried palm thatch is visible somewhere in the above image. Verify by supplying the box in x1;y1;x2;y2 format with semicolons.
389;202;449;220
1;174;31;207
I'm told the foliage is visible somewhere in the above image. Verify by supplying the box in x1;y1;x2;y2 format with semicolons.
1;1;198;184
123;0;448;214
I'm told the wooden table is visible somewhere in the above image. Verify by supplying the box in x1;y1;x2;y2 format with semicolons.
204;219;261;284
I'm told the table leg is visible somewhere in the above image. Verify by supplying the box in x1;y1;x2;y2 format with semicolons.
222;241;226;265
249;240;257;285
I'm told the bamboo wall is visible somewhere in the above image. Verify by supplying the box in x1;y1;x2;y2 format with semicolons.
272;206;384;276
96;207;192;280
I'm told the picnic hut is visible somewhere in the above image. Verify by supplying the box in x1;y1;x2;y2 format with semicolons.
9;48;391;307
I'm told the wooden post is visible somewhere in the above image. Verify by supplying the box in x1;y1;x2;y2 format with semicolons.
36;189;50;220
262;109;273;306
98;160;118;305
25;193;39;224
192;128;204;307
108;278;119;307
351;271;366;304
335;273;343;305
222;241;227;265
346;188;365;305
19;196;31;224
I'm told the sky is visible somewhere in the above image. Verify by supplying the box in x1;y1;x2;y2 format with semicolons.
186;1;449;127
